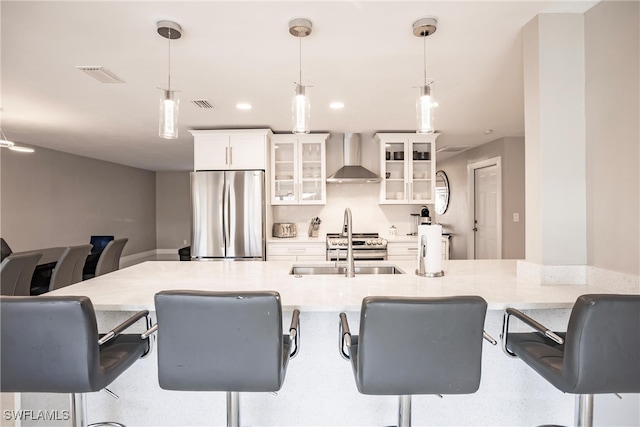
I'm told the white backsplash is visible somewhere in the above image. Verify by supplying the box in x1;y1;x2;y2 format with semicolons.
271;183;430;238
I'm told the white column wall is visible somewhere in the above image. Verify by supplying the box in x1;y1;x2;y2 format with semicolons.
522;14;588;283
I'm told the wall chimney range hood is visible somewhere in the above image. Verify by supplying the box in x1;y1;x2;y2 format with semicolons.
327;133;381;183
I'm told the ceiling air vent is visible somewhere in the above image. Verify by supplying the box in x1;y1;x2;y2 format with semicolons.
76;66;125;83
190;99;216;109
436;145;469;153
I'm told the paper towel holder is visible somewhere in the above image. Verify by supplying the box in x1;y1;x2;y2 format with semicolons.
415;232;444;277
415;270;444;278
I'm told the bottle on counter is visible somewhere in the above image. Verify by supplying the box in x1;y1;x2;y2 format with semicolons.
389;225;397;237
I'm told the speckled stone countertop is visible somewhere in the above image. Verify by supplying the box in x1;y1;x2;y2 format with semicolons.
48;259;616;312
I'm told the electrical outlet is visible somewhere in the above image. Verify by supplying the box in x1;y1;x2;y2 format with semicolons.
513;213;520;222
183;239;188;245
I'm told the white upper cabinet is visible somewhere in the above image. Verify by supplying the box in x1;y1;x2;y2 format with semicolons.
375;133;440;205
270;134;329;205
191;129;272;171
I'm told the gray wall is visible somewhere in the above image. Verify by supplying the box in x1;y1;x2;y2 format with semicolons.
0;146;156;256
585;1;639;276
156;171;191;249
436;137;525;260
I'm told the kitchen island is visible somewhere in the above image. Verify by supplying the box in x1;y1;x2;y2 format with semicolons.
18;260;639;426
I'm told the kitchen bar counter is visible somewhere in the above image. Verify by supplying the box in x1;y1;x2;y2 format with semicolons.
24;260;638;427
48;259;614;311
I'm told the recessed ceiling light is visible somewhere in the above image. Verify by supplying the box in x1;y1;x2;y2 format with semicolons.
236;103;252;110
483;129;493;134
330;101;344;109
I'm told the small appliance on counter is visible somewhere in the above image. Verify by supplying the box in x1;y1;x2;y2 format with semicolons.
272;223;297;238
420;205;432;225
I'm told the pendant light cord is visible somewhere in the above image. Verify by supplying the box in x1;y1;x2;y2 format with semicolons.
423;33;427;86
167;28;172;90
299;36;302;85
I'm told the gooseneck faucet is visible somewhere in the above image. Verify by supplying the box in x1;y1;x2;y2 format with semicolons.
342;208;355;278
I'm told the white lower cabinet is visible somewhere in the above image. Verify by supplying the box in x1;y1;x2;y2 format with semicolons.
266;241;325;261
387;238;450;261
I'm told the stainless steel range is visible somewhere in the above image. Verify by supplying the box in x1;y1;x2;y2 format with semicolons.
326;232;388;261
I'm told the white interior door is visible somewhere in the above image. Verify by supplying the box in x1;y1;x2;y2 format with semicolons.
467;157;502;259
474;165;498;259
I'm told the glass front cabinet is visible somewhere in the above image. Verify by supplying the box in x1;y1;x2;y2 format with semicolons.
375;132;439;205
270;134;329;205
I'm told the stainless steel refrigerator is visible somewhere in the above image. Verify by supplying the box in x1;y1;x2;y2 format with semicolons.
191;170;266;260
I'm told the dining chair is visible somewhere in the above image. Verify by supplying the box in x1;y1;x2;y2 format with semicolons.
0;237;12;261
0;252;42;296
84;238;128;280
38;244;93;294
83;235;114;277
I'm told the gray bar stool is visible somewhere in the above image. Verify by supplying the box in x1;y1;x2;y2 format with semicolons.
0;296;152;427
339;296;495;427
501;293;640;427
149;290;300;427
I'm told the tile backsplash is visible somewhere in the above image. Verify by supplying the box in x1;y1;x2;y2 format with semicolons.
271;183;430;238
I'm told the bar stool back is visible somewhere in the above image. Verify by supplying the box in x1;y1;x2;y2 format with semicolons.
0;296;151;427
153;290;300;427
339;296;492;426
502;294;640;427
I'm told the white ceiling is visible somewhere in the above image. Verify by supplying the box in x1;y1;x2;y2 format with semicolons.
1;1;597;171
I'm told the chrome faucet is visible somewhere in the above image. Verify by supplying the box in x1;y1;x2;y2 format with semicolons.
342;208;355;277
416;234;427;276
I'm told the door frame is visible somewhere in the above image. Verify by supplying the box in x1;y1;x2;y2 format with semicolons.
467;157;502;259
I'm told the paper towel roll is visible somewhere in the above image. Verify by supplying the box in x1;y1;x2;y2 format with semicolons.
417;224;443;277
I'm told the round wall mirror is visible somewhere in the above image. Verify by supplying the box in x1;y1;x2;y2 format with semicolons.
435;170;450;215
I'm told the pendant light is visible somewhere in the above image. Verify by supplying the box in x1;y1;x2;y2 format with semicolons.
0;129;34;153
289;18;312;134
413;17;438;134
157;20;182;140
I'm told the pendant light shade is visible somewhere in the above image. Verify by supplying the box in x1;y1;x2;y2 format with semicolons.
417;85;434;134
413;17;438;134
292;83;310;134
289;18;312;134
157;20;182;140
159;89;179;139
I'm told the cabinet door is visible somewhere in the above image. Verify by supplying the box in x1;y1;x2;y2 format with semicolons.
408;139;434;204
194;134;230;170
380;137;409;204
387;242;419;260
229;134;266;170
271;134;327;206
298;138;325;204
271;139;297;205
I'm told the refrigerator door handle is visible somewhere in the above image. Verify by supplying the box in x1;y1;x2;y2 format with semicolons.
223;174;230;250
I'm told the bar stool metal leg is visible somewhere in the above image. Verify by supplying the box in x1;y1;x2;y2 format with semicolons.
575;394;593;427
398;395;411;427
227;391;240;427
71;393;88;427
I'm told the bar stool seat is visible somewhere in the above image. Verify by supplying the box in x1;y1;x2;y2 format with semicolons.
150;290;300;427
0;296;151;427
501;293;640;427
339;295;495;426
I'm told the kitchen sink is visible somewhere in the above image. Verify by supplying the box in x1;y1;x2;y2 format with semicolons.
289;265;405;276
